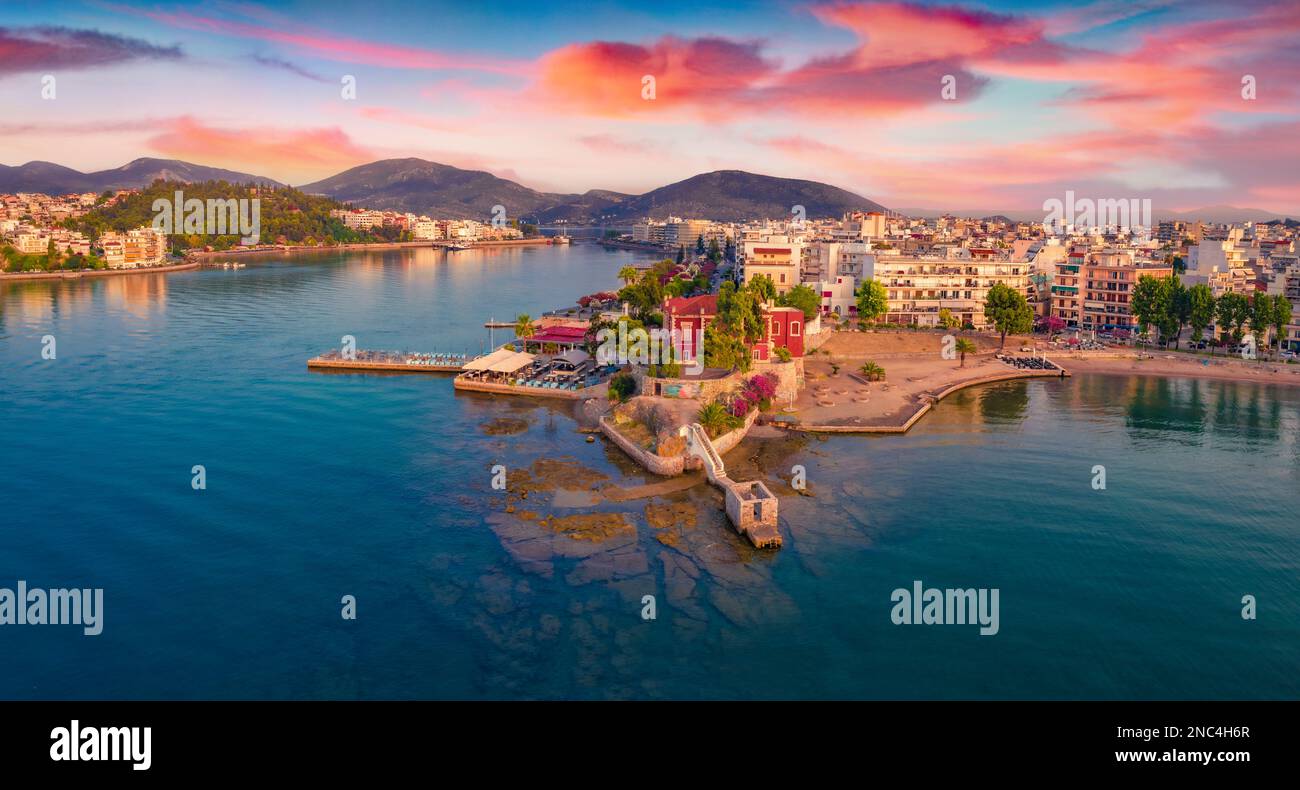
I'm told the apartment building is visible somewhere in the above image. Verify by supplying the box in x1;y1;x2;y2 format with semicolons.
802;241;875;282
874;250;1029;328
100;228;167;269
742;242;802;294
334;209;385;231
1051;248;1173;331
12;227;50;254
411;219;443;240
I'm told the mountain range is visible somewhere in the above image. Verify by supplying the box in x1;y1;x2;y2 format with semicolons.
0;158;283;195
297;160;888;222
4;156;1293;225
1;156;884;222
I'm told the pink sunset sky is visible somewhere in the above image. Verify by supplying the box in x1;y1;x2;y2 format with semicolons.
1;0;1298;214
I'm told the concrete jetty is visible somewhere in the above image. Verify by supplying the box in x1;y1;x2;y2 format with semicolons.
307;349;465;373
685;422;782;549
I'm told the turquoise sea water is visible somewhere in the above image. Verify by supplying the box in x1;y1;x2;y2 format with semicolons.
2;246;1298;699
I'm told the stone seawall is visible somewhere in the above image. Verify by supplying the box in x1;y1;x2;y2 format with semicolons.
600;406;760;477
598;417;685;476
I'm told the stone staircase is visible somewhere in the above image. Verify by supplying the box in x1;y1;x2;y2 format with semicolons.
685;422;781;549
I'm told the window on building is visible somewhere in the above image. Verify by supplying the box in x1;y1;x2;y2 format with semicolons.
791;322;800;336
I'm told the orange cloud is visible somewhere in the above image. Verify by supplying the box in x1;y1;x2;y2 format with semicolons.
146;117;374;179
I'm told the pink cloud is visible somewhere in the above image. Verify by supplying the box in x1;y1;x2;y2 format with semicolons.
146;116;374;179
138;9;528;75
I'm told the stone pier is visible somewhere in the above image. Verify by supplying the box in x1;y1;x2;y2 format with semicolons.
685;423;782;549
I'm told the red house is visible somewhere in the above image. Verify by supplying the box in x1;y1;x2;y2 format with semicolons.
662;295;804;364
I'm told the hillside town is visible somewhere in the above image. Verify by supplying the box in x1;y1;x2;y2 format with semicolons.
0;189;534;272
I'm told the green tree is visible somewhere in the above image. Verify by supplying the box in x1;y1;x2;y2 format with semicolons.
707;237;721;263
1250;295;1274;350
1169;278;1191;348
695;234;705;256
1216;292;1251;344
954;337;977;367
1130;275;1166;342
1270;295;1293;352
716;280;763;343
676;246;685;265
984;282;1033;349
703;321;751;372
1187;283;1215;344
777;283;820;320
617;265;638;285
607;372;636;403
702;281;763;371
938;307;960;329
855;279;888;322
747;273;777;303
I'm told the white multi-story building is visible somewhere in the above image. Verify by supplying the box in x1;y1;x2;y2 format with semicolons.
817;274;859;320
100;227;167;269
874;249;1030;329
411;219;443;240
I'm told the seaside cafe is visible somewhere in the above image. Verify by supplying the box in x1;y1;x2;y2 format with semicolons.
459;347;536;383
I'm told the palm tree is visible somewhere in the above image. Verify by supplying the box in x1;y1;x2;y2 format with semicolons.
514;313;535;339
954;338;977;367
696;402;730;439
859;361;885;381
617;265;639;286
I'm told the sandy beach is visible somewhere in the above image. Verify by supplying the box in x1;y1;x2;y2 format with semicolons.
1060;350;1300;387
780;330;1300;433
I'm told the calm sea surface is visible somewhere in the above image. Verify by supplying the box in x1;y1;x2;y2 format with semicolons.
2;246;1297;699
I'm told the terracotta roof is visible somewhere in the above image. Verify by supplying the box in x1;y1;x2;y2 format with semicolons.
665;294;718;315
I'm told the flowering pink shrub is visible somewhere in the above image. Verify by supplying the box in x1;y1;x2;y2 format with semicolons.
730;397;749;419
744;373;778;402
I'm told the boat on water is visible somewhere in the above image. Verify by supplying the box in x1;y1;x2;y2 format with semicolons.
445;244;469;251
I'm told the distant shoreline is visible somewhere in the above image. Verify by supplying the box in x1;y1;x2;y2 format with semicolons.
0;261;201;282
184;237;558;259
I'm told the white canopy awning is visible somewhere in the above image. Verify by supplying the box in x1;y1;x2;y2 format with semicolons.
463;347;518;371
555;348;591;367
488;351;535;373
